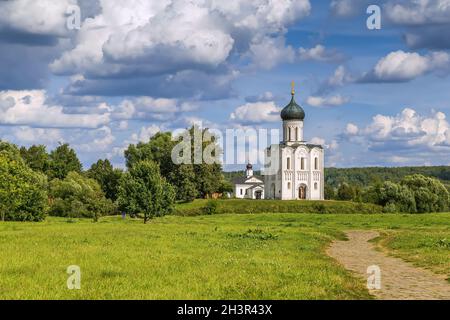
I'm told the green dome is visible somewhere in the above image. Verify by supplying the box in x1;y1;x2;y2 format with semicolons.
281;94;305;121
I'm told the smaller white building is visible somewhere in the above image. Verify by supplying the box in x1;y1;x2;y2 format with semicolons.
233;164;265;199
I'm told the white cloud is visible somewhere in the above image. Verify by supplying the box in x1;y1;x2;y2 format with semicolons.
13;127;63;144
310;137;339;150
248;37;296;70
110;96;196;121
0;90;109;128
230;101;281;123
77;126;115;152
51;0;311;80
345;108;450;150
345;123;359;135
364;50;450;82
306;94;349;107
0;0;76;37
330;0;371;17
130;124;164;143
328;65;353;87
386;0;450;26
298;45;344;62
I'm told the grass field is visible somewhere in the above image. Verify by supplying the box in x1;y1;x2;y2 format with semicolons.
0;212;449;299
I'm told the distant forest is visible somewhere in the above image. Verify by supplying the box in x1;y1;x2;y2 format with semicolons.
224;166;450;190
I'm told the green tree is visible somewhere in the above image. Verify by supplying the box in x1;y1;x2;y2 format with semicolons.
87;159;123;201
169;164;197;202
324;184;336;200
0;141;22;162
117;160;175;223
125;132;174;177
20;145;49;173
48;144;82;180
337;182;355;201
124;127;225;201
364;181;416;213
49;172;115;220
401;174;449;213
0;151;48;222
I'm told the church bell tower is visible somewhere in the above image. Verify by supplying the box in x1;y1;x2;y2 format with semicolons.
280;81;305;145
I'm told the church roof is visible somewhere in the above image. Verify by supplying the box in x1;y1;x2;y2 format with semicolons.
281;84;305;121
232;175;264;185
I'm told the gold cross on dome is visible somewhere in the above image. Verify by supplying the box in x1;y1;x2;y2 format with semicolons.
291;81;295;95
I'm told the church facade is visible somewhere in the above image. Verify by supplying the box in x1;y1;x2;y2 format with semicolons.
264;84;325;200
233;163;265;199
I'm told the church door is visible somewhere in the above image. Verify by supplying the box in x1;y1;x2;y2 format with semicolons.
298;185;307;200
255;190;262;200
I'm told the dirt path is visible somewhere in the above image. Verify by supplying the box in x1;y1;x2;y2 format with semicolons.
327;230;450;300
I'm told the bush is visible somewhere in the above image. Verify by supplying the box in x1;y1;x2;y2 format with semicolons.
174;199;383;216
203;200;218;215
0;151;48;221
49;172;116;220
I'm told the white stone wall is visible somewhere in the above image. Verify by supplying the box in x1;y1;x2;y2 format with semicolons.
283;120;304;144
264;144;324;200
234;184;249;199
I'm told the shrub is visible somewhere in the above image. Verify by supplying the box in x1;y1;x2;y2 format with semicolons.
0;152;48;221
49;172;115;219
203;200;218;215
174;199;383;216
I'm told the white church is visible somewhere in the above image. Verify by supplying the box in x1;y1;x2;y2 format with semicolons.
233;83;325;200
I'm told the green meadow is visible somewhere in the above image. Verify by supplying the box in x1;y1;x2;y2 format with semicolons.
1;210;449;300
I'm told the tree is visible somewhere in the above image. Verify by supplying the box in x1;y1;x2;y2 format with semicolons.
49;172;115;220
0;141;22;162
169;164;197;202
401;174;449;213
87;159;123;201
48;144;82;180
124;127;225;201
117;160;175;223
125;132;174;177
0;151;48;222
20;145;49;173
337;182;355;201
364;181;416;213
324;184;336;200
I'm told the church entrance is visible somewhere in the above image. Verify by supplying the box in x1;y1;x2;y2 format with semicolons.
255;190;262;200
298;185;307;200
271;184;276;199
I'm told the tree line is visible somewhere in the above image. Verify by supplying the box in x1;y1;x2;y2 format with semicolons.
325;174;449;213
0;126;232;223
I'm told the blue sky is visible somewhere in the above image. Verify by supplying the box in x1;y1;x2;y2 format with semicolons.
0;0;450;171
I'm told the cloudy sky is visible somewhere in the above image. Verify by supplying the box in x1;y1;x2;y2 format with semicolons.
1;0;450;170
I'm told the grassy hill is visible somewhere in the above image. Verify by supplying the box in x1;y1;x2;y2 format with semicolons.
174;199;383;216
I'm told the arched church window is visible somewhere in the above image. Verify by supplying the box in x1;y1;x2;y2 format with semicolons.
314;157;318;170
301;157;305;170
287;157;291;170
288;127;291;141
314;182;318;190
296;127;299;141
287;182;291;190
